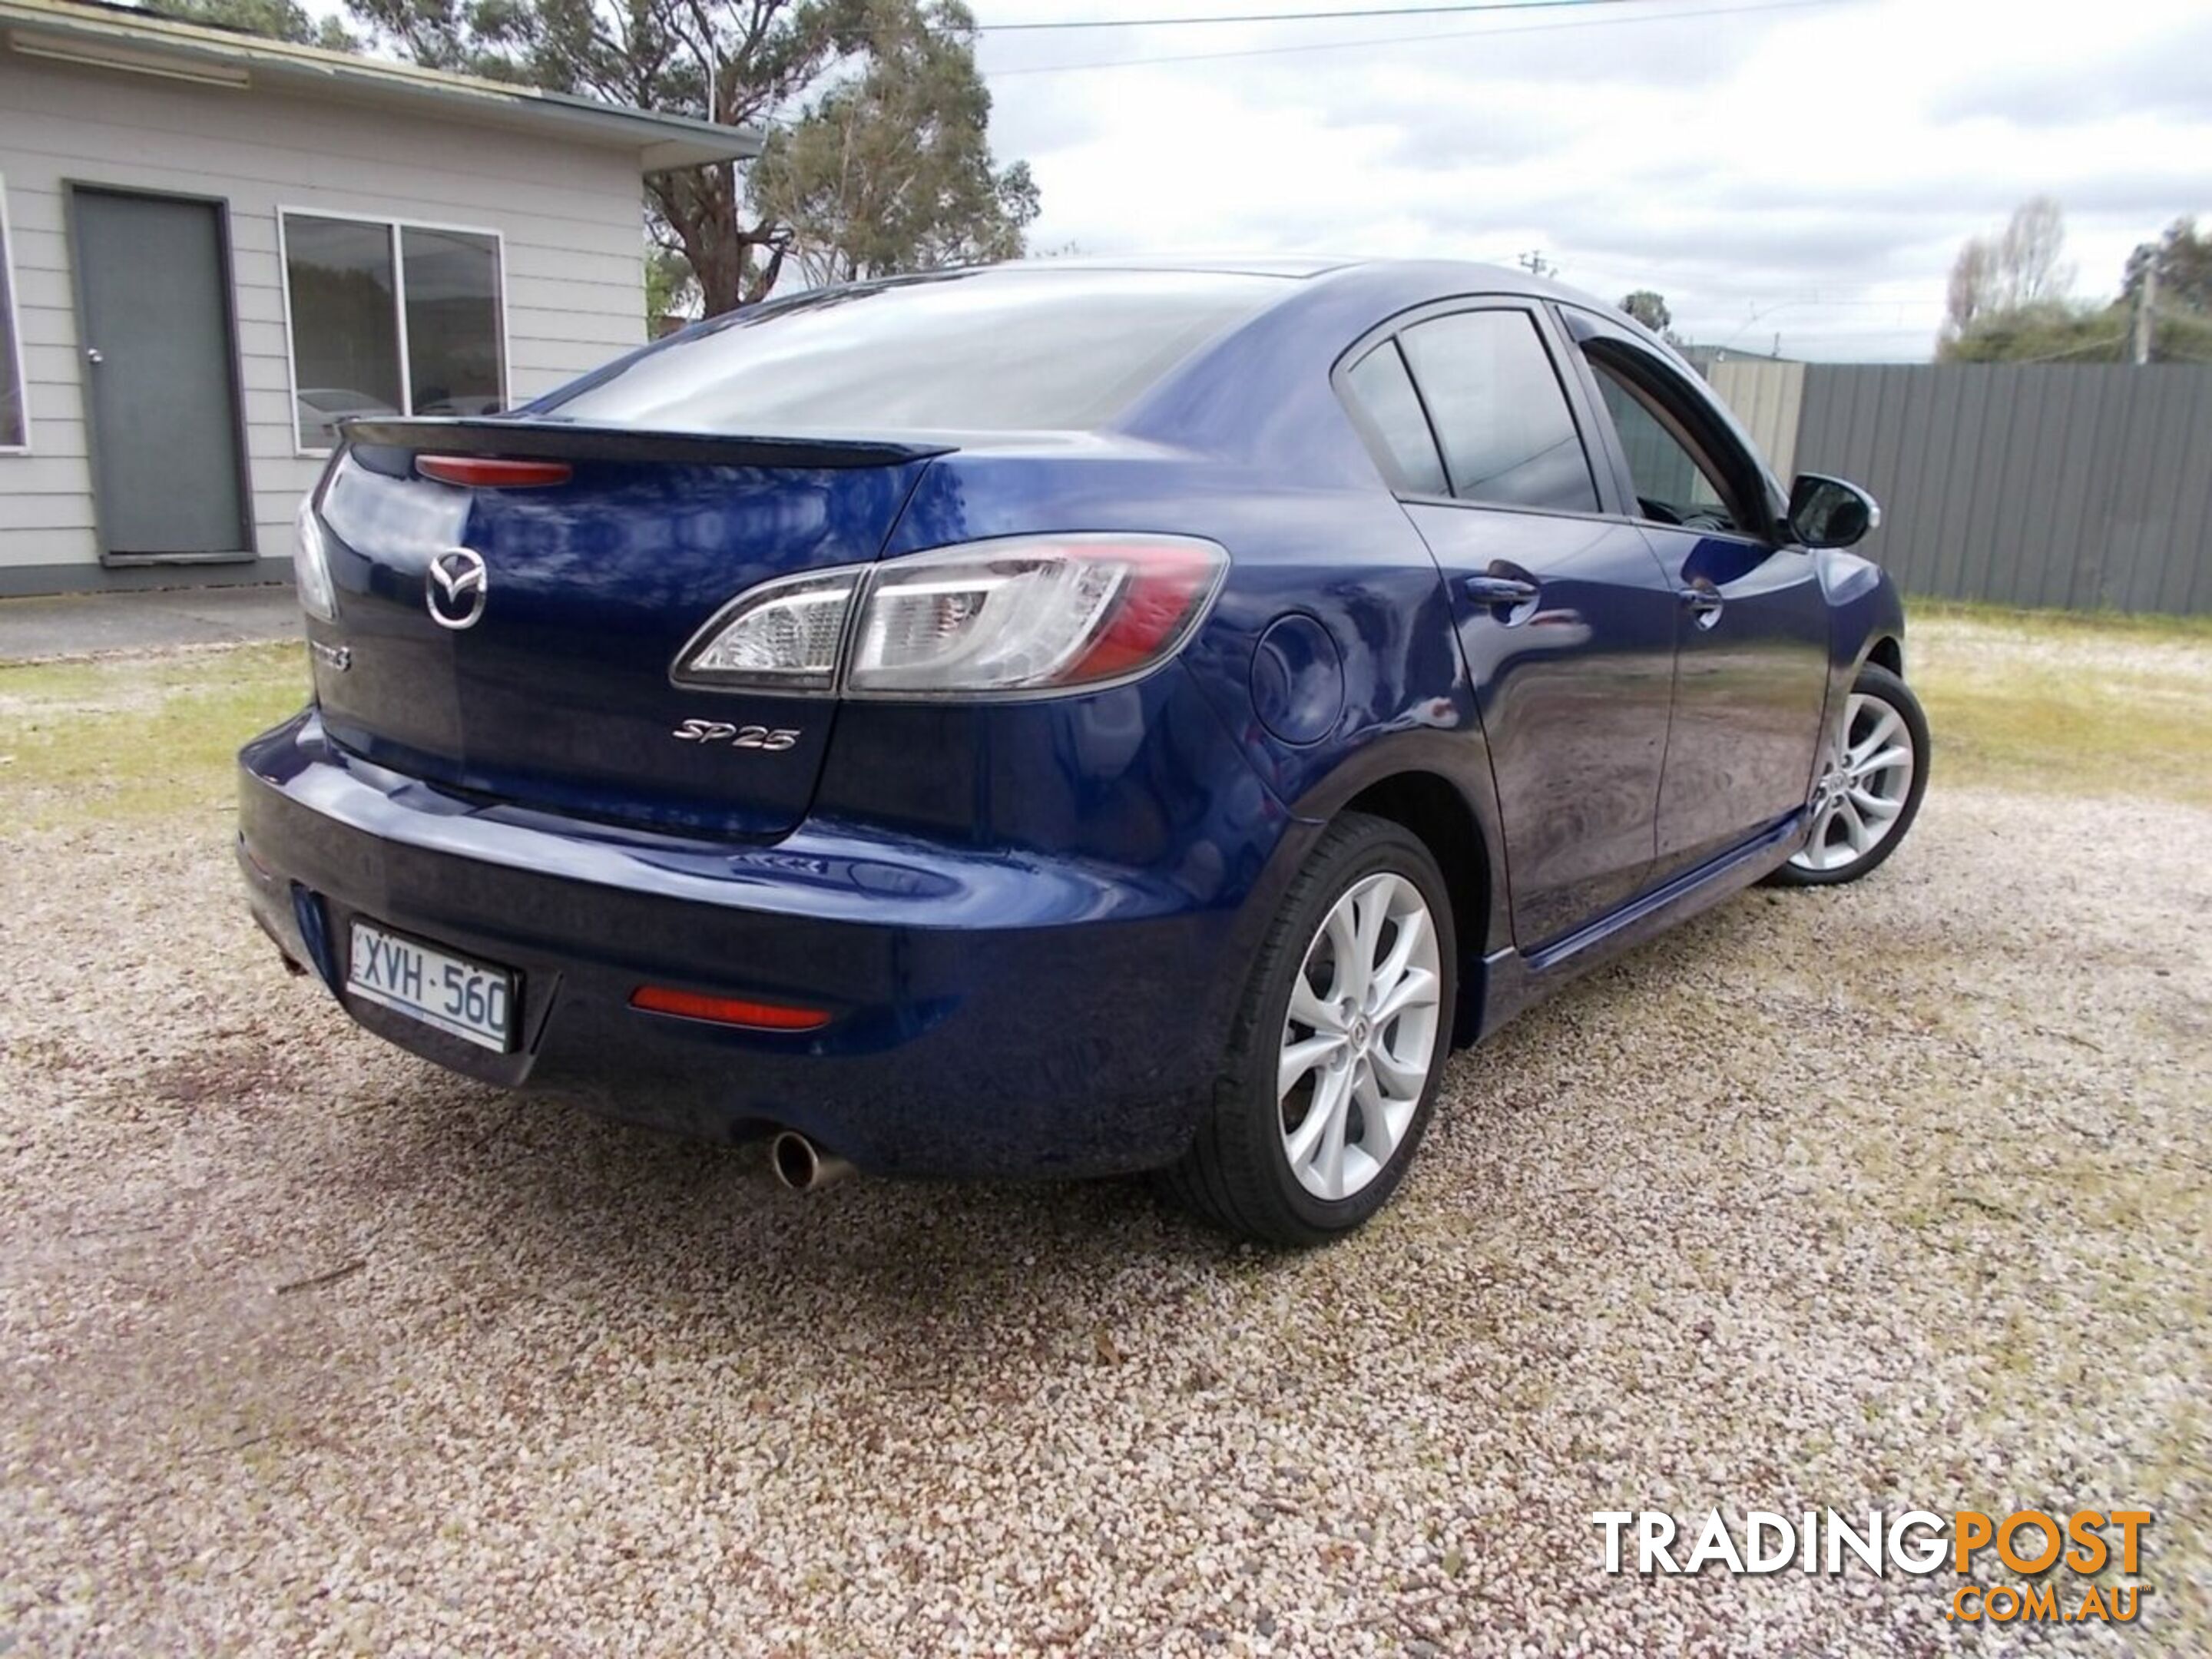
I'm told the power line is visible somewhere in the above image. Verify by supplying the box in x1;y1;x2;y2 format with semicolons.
985;0;1843;75
977;0;1669;31
1715;280;1903;346
1753;327;1939;339
1751;296;1945;307
1920;334;2132;365
2011;333;2131;364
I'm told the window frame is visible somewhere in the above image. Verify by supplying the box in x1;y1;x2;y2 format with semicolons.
1330;295;1621;524
0;173;31;455
1582;353;1757;533
277;205;510;459
1337;336;1448;498
1553;303;1786;545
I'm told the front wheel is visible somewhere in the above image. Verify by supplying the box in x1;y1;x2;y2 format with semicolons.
1166;812;1457;1246
1770;661;1930;886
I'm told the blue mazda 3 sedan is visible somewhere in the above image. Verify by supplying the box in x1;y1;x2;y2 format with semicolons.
238;258;1928;1244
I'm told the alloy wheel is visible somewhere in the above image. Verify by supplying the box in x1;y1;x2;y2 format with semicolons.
1276;872;1445;1200
1791;690;1916;873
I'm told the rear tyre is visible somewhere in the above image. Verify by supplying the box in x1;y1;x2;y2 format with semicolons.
1166;812;1457;1247
1769;661;1929;887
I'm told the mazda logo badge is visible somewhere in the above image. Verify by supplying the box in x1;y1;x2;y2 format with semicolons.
426;548;488;631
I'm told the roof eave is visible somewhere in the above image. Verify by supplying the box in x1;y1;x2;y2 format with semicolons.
0;0;758;171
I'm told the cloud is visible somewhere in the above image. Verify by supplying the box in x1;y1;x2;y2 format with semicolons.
1931;14;2212;127
978;0;2212;360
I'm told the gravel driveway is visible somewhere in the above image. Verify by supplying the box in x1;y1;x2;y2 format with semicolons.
2;641;2207;1655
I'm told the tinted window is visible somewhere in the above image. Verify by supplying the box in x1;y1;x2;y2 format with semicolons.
402;227;504;417
536;270;1280;435
1343;342;1447;495
1398;310;1597;513
1586;355;1745;533
285;216;402;448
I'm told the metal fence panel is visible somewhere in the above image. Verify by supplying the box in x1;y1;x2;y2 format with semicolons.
1780;363;2212;614
1708;359;1804;480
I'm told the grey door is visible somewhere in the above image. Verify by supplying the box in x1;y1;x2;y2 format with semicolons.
70;187;251;561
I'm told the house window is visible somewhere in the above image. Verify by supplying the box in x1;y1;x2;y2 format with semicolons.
281;211;505;450
0;176;27;452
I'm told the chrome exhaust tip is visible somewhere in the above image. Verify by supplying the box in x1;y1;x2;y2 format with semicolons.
770;1130;853;1193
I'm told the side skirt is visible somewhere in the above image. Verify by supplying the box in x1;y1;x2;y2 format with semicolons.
1469;812;1806;1042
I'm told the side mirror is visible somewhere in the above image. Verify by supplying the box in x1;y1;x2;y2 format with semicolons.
1786;474;1881;550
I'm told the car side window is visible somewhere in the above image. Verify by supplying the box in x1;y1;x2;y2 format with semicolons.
1582;351;1757;536
1341;340;1449;496
1396;310;1598;515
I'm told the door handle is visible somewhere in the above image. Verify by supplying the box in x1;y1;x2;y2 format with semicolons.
84;346;104;366
1677;584;1724;628
1465;575;1539;607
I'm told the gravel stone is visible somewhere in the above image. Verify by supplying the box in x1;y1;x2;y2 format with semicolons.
1;711;2206;1654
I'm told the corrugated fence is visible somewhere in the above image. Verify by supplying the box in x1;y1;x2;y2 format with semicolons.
1749;363;2212;615
1710;359;1804;482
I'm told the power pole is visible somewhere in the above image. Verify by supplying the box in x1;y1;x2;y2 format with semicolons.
2132;260;2157;365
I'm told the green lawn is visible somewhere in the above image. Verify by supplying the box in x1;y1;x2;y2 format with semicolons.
1910;603;2212;807
1910;596;2212;642
1;602;2207;833
0;643;309;833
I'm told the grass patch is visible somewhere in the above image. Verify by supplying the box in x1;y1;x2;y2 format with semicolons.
1910;596;2212;642
1916;674;2212;805
0;643;308;832
1911;608;2212;806
2;601;2207;832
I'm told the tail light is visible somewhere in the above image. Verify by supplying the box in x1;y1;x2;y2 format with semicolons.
415;455;573;488
672;535;1227;699
674;568;861;691
293;498;337;622
630;985;830;1031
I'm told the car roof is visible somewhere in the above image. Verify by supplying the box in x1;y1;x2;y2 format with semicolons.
967;255;1590;310
781;257;1595;320
988;255;1359;280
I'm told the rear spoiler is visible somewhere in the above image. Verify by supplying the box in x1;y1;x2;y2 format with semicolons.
339;416;954;472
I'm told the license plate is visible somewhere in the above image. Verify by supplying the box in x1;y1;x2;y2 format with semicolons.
346;921;515;1052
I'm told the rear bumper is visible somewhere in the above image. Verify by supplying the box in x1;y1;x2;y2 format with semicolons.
237;710;1299;1178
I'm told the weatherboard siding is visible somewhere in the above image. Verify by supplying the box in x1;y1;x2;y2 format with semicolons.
0;52;649;579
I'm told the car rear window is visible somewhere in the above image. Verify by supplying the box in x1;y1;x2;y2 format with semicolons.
531;269;1284;435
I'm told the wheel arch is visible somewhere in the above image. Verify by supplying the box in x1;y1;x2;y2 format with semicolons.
1336;767;1493;1047
1864;633;1904;677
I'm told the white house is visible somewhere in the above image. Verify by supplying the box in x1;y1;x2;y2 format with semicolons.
0;0;755;594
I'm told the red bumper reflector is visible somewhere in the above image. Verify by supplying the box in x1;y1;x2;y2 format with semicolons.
630;985;830;1031
416;455;574;488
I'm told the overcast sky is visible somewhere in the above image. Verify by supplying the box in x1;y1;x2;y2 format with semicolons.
965;0;2212;359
